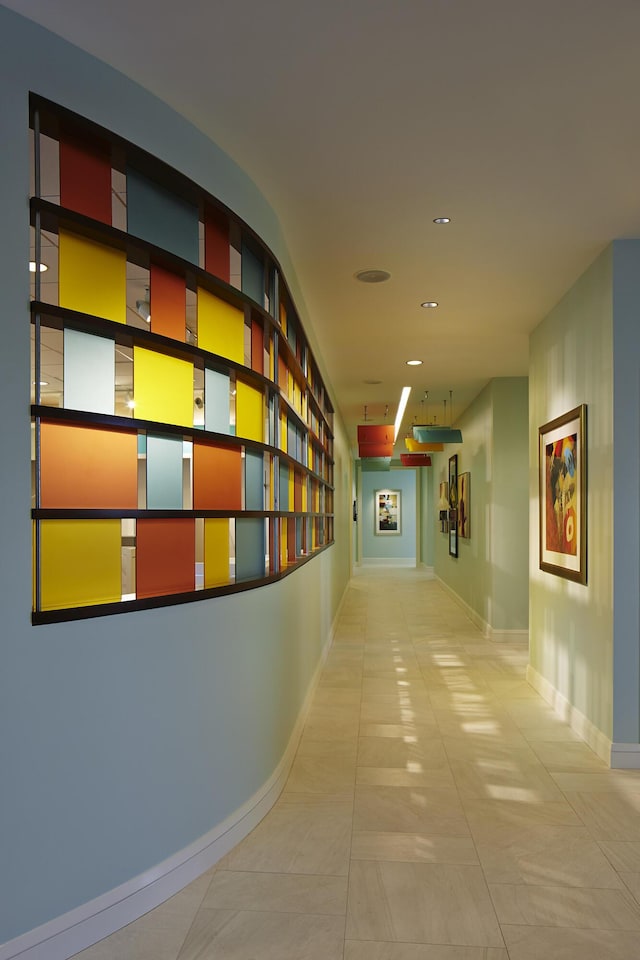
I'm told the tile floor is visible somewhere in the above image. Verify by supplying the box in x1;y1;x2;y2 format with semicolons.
72;569;640;960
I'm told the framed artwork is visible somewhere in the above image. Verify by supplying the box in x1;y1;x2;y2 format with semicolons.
538;404;587;584
448;455;458;557
375;489;401;536
439;509;448;533
458;472;470;538
439;480;449;503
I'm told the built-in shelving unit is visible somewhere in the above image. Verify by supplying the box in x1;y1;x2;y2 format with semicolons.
30;95;334;623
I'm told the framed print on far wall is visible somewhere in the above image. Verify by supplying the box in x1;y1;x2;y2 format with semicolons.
539;404;587;584
458;472;470;539
375;489;401;536
448;454;458;557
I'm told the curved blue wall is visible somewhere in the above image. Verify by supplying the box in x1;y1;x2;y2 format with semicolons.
0;7;350;945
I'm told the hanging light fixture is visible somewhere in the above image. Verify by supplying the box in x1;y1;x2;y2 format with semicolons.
136;287;151;323
412;389;462;444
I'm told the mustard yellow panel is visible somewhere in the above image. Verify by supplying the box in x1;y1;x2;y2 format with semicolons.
280;412;288;453
204;519;230;588
302;480;307;513
280;519;287;568
133;347;193;427
197;288;244;363
40;520;121;611
59;230;126;324
236;381;263;442
288;468;295;512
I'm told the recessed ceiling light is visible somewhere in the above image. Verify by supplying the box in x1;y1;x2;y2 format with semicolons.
29;261;48;272
354;269;391;284
433;217;451;224
421;301;438;309
406;359;423;366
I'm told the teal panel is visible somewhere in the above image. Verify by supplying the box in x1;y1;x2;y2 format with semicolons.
127;167;199;264
204;368;231;434
137;434;147;455
146;434;183;509
64;328;114;414
245;451;264;511
241;242;263;304
279;461;289;511
235;518;265;581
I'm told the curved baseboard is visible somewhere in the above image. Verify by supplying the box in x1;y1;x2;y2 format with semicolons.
1;601;343;960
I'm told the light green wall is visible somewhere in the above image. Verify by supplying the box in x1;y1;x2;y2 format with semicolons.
0;6;350;943
433;378;529;631
529;247;614;739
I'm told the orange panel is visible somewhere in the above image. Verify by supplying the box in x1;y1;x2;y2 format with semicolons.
59;135;112;225
40;422;137;508
150;264;186;341
136;519;195;599
193;443;242;510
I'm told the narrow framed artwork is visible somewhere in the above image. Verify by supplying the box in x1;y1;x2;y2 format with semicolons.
457;472;470;539
539;404;587;584
448;454;458;557
375;489;401;536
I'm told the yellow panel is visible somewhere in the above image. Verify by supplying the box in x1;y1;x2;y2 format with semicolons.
40;520;121;610
236;380;263;442
288;468;294;511
133;347;193;427
280;412;287;452
198;288;244;363
302;480;307;513
280;519;287;568
204;519;230;587
59;230;126;324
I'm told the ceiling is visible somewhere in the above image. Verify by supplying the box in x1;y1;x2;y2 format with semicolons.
9;0;640;453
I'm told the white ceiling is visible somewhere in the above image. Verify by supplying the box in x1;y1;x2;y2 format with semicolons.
9;0;640;450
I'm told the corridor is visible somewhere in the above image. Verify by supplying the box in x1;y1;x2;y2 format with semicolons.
73;570;640;959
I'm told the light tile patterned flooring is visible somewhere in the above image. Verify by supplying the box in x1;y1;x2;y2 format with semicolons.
73;570;640;960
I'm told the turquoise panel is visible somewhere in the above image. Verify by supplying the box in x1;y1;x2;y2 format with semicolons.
64;328;114;414
279;461;289;511
127;167;199;264
245;451;264;511
146;434;183;509
241;242;263;304
235;518;265;581
204;368;231;434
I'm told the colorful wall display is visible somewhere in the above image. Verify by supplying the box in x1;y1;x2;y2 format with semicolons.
30;96;335;621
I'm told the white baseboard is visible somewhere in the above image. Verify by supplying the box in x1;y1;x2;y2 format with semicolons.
1;599;343;960
610;743;640;769
435;577;528;643
526;664;613;765
361;557;417;567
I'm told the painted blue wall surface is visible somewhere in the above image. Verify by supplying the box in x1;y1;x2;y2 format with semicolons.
361;469;417;561
0;6;350;944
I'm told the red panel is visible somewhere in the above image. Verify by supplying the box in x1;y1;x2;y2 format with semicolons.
59;136;112;225
150;264;186;341
136;519;195;598
358;442;394;458
357;424;394;444
204;207;230;282
400;454;432;467
251;317;264;374
193;443;242;510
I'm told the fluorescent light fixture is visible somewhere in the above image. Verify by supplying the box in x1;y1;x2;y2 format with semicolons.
433;217;451;224
394;386;411;441
421;301;438;308
406;359;423;366
29;261;48;273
